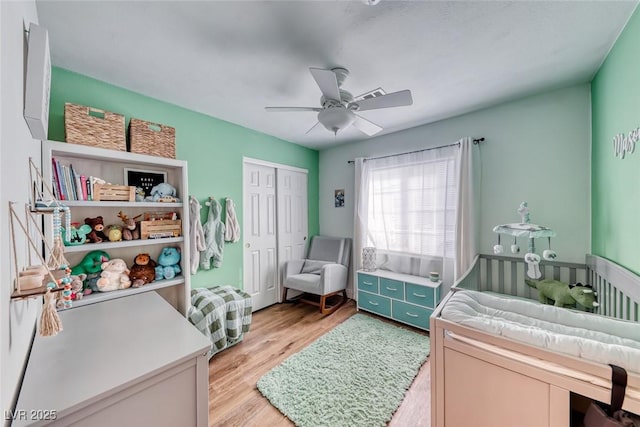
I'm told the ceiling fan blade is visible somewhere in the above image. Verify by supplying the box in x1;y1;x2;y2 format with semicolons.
309;68;341;101
353;114;383;136
305;122;321;135
353;89;413;112
265;107;322;112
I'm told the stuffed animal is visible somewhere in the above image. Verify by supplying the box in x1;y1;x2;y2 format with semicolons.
71;250;110;276
83;273;101;295
129;253;157;287
146;183;179;202
155;247;181;280
84;216;107;243
106;225;123;242
135;187;146;202
525;279;599;309
61;223;92;246
96;259;131;292
117;211;140;240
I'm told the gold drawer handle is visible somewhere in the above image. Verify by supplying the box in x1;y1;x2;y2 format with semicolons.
412;292;427;298
369;301;379;306
406;312;419;318
385;286;398;291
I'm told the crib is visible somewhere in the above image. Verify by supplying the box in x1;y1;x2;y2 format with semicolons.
430;254;640;427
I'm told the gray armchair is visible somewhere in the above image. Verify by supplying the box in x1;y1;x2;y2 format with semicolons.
282;236;352;315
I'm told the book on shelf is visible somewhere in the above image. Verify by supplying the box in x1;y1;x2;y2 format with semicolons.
81;175;88;201
64;165;75;200
72;166;84;201
52;157;65;200
87;176;93;201
60;164;69;200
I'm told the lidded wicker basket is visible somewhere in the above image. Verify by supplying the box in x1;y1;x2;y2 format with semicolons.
64;103;126;151
128;118;176;159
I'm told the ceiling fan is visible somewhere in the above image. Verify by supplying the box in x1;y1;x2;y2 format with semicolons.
265;67;413;136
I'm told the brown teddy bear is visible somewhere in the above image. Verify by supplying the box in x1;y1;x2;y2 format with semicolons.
129;253;157;288
84;216;107;243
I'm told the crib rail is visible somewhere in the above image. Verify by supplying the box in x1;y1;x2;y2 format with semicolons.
587;255;640;321
479;255;587;301
455;254;587;302
454;254;640;322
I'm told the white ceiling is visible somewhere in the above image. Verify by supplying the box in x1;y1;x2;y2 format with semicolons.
36;1;637;150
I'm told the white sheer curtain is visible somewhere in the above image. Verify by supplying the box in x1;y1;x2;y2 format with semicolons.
354;138;478;291
355;144;458;285
353;157;368;292
455;137;478;282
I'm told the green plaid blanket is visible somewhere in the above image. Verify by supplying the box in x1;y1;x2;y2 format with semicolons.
188;286;252;358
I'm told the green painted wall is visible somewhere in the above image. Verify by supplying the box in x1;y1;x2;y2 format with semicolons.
49;67;319;289
592;8;640;274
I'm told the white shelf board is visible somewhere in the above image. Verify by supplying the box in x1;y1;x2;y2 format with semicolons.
62;200;183;208
64;236;184;253
45;140;185;169
63;276;185;310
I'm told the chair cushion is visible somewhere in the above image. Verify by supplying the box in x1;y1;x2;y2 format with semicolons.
301;260;331;275
307;236;351;266
284;274;322;295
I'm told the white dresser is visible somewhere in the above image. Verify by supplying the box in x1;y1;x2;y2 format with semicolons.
13;292;210;427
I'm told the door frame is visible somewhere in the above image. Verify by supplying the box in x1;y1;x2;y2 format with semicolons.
242;157;309;305
242;157;308;174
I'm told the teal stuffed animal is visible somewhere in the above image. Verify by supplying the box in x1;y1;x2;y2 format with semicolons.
155;247;181;280
525;279;599;309
61;224;92;246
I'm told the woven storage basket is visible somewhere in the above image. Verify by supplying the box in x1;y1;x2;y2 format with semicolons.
128;118;176;159
64;103;126;151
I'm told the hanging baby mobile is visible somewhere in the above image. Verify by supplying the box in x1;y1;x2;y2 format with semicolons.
492;202;556;279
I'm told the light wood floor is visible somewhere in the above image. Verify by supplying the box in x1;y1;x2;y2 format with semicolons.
208;299;431;426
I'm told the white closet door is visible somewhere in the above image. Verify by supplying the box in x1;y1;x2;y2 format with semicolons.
277;169;308;297
243;162;278;312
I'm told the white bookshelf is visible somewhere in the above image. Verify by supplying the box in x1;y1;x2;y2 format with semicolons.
41;140;191;316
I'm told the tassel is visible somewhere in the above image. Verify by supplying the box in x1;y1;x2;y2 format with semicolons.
40;290;63;337
47;237;69;270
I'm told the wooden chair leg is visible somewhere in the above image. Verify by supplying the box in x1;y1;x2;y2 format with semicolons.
319;295;327;313
319;290;348;315
282;287;288;302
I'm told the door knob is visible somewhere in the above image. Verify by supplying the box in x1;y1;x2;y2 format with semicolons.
245;243;250;248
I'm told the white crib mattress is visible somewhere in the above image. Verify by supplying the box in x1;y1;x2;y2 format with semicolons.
441;290;640;373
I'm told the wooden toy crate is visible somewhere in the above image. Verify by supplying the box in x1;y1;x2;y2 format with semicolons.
93;184;135;202
64;103;126;151
140;220;182;240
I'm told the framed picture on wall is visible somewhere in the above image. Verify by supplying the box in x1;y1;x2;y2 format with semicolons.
124;168;167;197
335;189;345;208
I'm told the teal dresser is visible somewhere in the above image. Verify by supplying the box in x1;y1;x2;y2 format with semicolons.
357;269;442;331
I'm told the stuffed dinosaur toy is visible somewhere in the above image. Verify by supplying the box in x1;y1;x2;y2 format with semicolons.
525;278;599;309
71;250;110;276
71;250;111;294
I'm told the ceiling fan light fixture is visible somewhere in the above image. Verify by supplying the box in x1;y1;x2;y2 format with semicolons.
318;108;355;134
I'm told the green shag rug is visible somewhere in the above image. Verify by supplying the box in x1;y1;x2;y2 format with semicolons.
257;314;430;427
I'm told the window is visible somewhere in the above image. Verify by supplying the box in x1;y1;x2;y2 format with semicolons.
366;156;457;258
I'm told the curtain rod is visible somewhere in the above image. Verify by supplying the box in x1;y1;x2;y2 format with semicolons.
346;137;484;164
